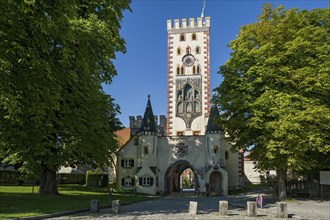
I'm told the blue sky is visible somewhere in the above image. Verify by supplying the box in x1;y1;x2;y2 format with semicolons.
104;0;328;127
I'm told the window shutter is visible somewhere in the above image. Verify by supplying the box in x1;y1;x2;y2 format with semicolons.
139;177;142;185
121;178;125;186
150;178;154;186
132;178;135;186
121;159;124;167
131;159;134;167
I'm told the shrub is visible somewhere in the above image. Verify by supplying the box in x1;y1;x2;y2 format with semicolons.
86;171;108;187
57;173;85;184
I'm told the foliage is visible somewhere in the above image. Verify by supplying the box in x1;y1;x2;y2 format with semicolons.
0;184;158;219
0;0;131;193
0;170;38;185
214;4;330;198
57;173;85;184
86;170;108;187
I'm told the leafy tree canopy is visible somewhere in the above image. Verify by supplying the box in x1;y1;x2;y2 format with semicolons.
0;0;131;193
214;4;330;173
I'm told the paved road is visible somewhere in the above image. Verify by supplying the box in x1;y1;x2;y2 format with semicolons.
51;188;330;220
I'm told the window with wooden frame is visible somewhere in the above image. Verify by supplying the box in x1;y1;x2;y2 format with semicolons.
139;177;154;186
121;177;135;187
121;159;134;168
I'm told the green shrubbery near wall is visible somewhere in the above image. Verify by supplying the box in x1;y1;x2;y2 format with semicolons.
0;170;38;185
0;170;86;185
86;171;108;187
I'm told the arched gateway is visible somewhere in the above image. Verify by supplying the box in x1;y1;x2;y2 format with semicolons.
164;160;198;194
116;16;243;195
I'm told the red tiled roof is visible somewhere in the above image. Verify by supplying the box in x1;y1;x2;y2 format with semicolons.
116;127;130;147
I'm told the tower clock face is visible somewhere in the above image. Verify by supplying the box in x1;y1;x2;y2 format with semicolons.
182;54;195;67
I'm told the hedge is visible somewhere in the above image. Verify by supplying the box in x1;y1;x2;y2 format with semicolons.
86;173;108;187
0;170;86;185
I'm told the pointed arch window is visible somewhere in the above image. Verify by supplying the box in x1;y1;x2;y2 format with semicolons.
180;33;185;41
186;46;191;54
193;66;196;74
196;65;200;74
195;46;200;54
176;66;180;75
177;47;181;55
181;66;185;75
192;33;197;40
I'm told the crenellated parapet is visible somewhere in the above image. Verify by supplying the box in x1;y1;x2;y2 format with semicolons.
129;115;167;137
167;17;210;34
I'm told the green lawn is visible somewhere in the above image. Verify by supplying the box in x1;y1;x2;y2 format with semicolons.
0;184;158;219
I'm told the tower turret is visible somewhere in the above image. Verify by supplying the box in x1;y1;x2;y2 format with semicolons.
138;95;157;135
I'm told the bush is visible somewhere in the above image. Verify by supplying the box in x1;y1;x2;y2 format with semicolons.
57;173;85;184
0;170;38;185
86;171;108;187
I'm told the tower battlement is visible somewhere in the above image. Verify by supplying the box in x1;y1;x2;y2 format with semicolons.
167;17;210;31
129;115;167;137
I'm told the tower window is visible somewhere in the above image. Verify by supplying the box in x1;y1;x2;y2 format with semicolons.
177;47;181;55
192;33;197;40
196;46;200;54
197;65;200;74
186;46;191;54
181;66;184;75
180;34;185;41
144;146;149;155
193;66;196;74
176;66;180;75
213;146;219;154
225;151;229;160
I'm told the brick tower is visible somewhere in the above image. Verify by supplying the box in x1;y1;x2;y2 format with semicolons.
166;17;211;136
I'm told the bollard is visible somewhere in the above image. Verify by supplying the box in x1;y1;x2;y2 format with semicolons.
112;200;120;213
247;201;257;217
90;199;99;213
219;200;228;215
276;202;288;218
189;201;198;215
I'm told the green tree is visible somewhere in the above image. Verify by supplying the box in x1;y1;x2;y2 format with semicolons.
0;0;131;194
214;4;330;200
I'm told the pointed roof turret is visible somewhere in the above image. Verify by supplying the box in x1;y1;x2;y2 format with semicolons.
206;105;221;134
138;95;157;134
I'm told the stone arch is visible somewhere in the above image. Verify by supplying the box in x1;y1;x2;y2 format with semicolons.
164;160;199;194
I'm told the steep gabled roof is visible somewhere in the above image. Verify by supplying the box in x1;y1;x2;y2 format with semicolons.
138;95;157;134
206;105;221;133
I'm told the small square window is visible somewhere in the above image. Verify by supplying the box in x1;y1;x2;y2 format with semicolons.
144;146;149;155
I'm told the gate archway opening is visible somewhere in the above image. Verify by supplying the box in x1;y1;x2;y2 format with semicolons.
164;160;198;195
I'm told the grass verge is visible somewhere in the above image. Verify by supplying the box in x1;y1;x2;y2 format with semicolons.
0;184;159;219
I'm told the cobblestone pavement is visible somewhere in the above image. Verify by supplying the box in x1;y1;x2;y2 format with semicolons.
51;188;330;220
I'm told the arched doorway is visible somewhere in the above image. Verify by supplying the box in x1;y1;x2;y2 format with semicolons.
164;160;198;195
209;171;222;196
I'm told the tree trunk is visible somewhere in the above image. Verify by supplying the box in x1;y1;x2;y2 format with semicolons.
39;166;58;194
277;169;286;201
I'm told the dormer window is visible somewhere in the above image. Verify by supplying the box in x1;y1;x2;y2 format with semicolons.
180;34;185;41
192;33;197;40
